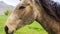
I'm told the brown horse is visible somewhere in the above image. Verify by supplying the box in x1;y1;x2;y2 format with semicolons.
4;0;60;34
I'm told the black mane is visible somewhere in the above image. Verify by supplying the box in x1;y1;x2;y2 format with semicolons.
36;0;60;21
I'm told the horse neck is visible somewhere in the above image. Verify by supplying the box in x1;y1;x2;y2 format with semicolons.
36;8;60;34
34;0;60;34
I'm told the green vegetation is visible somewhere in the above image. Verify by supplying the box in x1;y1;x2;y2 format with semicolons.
0;15;8;34
4;9;12;16
0;16;48;34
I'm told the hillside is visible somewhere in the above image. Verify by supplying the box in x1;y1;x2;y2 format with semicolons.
0;1;14;15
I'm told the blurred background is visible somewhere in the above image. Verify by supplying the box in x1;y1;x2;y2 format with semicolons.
0;0;19;15
0;0;60;34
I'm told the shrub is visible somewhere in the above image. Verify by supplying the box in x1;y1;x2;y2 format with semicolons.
4;9;12;16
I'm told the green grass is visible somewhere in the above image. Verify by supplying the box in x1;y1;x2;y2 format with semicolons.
0;15;8;34
0;15;48;34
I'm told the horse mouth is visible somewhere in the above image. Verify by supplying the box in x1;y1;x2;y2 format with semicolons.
5;31;14;34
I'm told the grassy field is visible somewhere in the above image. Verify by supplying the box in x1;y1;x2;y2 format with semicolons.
0;15;48;34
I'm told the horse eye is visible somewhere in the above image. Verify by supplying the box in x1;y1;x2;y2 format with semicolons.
19;6;25;9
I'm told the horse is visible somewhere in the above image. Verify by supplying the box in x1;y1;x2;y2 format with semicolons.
4;0;60;34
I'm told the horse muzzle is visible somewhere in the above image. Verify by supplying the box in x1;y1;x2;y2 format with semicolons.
4;26;14;34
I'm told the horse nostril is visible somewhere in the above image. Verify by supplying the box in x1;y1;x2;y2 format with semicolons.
4;26;8;34
19;6;25;9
